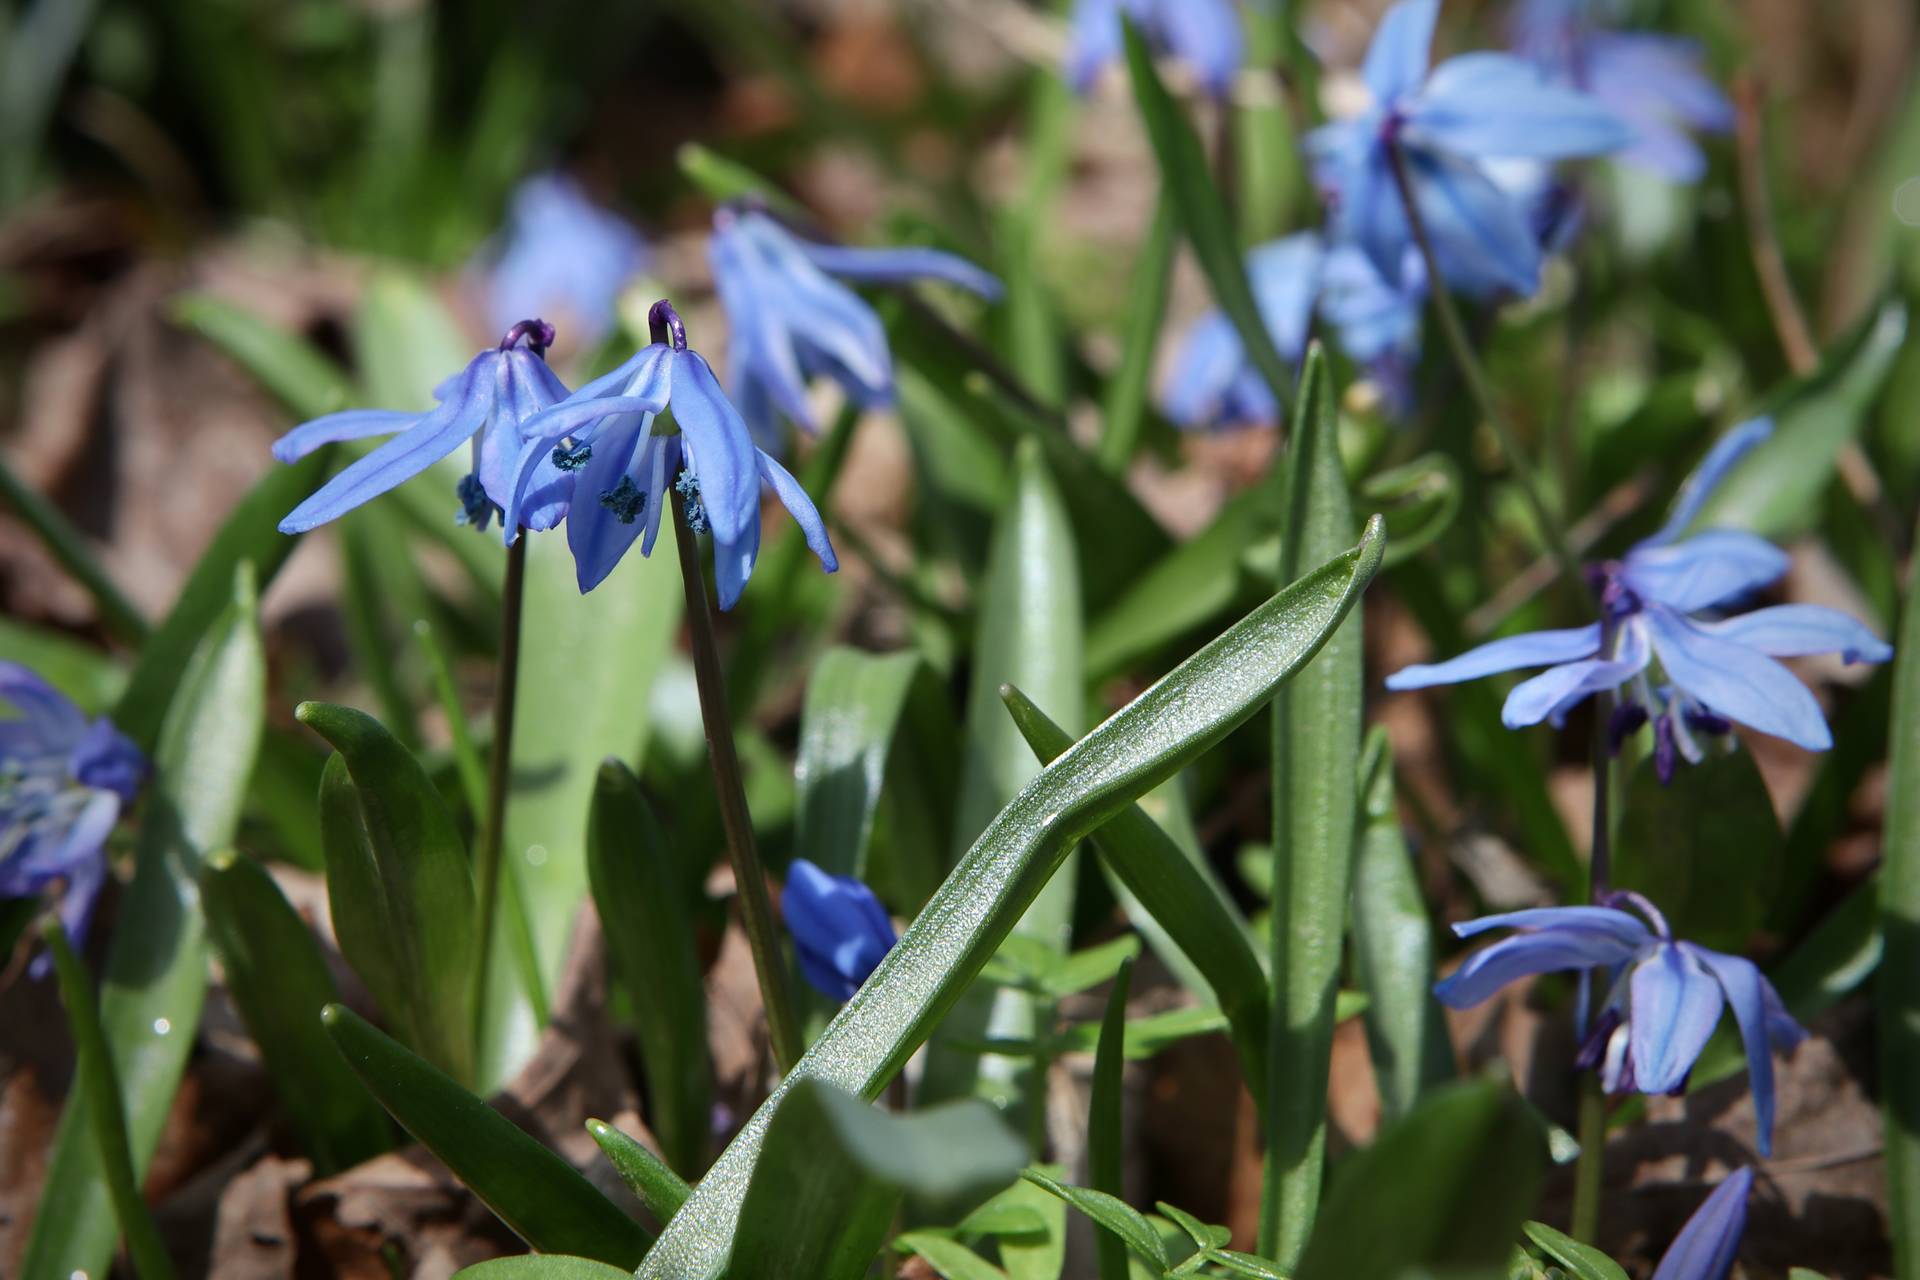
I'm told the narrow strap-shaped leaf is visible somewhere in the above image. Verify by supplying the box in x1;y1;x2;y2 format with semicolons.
199;848;391;1172
1089;957;1135;1280
1017;1169;1169;1273
894;1233;1010;1280
0;451;148;643
587;1119;691;1223
321;1004;653;1267
1523;1222;1628;1280
24;564;265;1280
1096;194;1176;475
171;291;353;419
636;516;1386;1280
1880;513;1920;1277
1262;345;1363;1265
453;1259;633;1280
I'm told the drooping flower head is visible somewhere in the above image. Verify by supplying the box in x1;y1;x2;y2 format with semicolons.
1435;893;1804;1154
1386;419;1893;778
781;857;897;1001
1651;1166;1752;1280
1513;0;1734;184
480;173;649;348
504;300;837;605
1308;0;1631;298
1065;0;1244;100
709;205;1001;450
1161;234;1324;430
275;320;575;536
1;664;144;969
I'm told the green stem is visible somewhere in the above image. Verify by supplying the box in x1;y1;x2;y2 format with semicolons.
1571;691;1615;1241
671;490;804;1073
471;531;527;1056
1383;139;1579;584
1570;1072;1606;1242
0;452;150;644
44;921;176;1280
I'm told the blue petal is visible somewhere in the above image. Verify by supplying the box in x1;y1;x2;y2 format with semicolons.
1650;1167;1752;1280
1385;623;1602;690
1628;942;1725;1095
1435;928;1647;1009
481;349;574;530
1161;311;1254;429
1404;144;1544;296
1246;233;1326;361
0;661;87;745
796;240;1004;301
782;857;896;1000
710;216;817;430
1412;53;1632;158
1451;905;1654;949
1698;604;1892;665
711;515;761;612
669;350;762;549
1645;606;1833;750
565;418;655;593
1588;35;1734;133
67;718;145;804
567;341;676;405
1689;946;1799;1158
758;451;837;573
1363;0;1438;106
271;409;418;463
1641;418;1773;546
1503;615;1653;726
1065;0;1127;94
502;394;668;537
1154;0;1244;100
741;216;895;404
483;173;647;346
1621;529;1789;612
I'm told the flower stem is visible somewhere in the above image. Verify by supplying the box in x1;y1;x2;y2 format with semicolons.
670;490;804;1074
1571;1072;1606;1242
1384;140;1579;585
1571;691;1616;1241
471;531;527;1058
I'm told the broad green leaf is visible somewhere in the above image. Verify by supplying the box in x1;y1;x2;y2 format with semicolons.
586;761;710;1175
586;1119;691;1224
1351;729;1453;1122
636;517;1386;1280
1263;345;1364;1266
1882;525;1920;1279
171;291;352;418
1521;1223;1627;1280
321;1004;652;1267
200;849;390;1172
729;1079;1026;1280
1091;958;1136;1280
1096;194;1176;475
25;565;265;1279
1613;751;1782;952
896;1233;1010;1280
303;701;477;1082
453;1259;632;1280
966;1174;1066;1280
1019;1169;1169;1272
1295;1081;1546;1280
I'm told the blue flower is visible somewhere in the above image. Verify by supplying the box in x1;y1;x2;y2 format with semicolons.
1317;243;1426;416
781;857;896;1001
275;320;576;536
481;174;649;347
1434;895;1803;1155
1651;1166;1751;1280
1065;0;1244;100
709;205;1001;449
1;664;144;969
1385;419;1893;777
1513;0;1734;184
1160;234;1324;430
1308;0;1631;298
503;301;837;604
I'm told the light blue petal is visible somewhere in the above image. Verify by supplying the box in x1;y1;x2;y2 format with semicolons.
1642;417;1773;546
1363;0;1438;106
669;350;762;549
1247;233;1326;360
481;349;573;530
501;395;667;537
567;342;675;405
565;419;654;593
1405;145;1544;296
1649;1167;1751;1280
742;216;894;403
1412;53;1632;158
1622;529;1789;612
1628;942;1725;1094
1689;946;1798;1158
711;517;761;612
1451;905;1653;949
0;661;86;745
796;240;1004;301
711;216;817;430
271;409;418;463
1501;631;1651;727
1434;928;1646;1009
1161;311;1249;429
1065;0;1127;93
1588;35;1734;133
1385;623;1602;690
757;451;837;572
1698;605;1892;665
1154;0;1244;99
1645;606;1833;750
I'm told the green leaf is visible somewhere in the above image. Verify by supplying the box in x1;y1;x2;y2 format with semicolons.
1263;345;1365;1266
1881;520;1920;1279
303;701;477;1082
25;564;265;1279
452;1259;633;1280
1019;1169;1169;1272
1362;454;1462;569
1097;194;1176;475
954;1202;1049;1237
675;142;806;219
586;1119;691;1224
1157;1202;1229;1251
171;292;353;419
1351;729;1453;1123
321;1004;652;1267
636;516;1386;1280
967;1171;1066;1280
1049;937;1143;999
1296;1082;1545;1280
0;615;126;711
1688;299;1907;536
0;451;148;644
1521;1222;1627;1280
728;1079;1026;1280
1091;957;1136;1280
586;761;711;1174
895;1233;1010;1280
199;848;390;1172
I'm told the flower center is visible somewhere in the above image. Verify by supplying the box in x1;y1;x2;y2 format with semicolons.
551;440;593;471
675;468;707;534
598;476;646;524
455;474;495;531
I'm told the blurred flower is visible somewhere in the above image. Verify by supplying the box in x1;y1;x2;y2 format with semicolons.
1317;243;1426;416
1651;1166;1752;1280
1434;894;1803;1154
504;301;837;604
1385;419;1893;776
1160;234;1323;430
1064;0;1244;99
1308;0;1630;298
1;664;144;971
709;205;1001;449
482;173;649;347
1513;0;1734;183
275;321;575;536
781;857;897;1001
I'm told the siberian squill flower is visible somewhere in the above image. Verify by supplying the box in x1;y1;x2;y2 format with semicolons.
1513;0;1734;184
1;664;144;969
1652;1166;1752;1280
481;174;648;348
503;300;836;604
1317;243;1426;416
1308;0;1630;298
1385;419;1893;778
708;204;1001;449
275;320;575;536
1161;234;1324;430
1064;0;1243;99
1435;893;1803;1154
781;857;896;1001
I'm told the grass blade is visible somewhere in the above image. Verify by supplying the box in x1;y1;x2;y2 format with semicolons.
586;1119;692;1224
1089;956;1135;1280
1880;516;1920;1277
